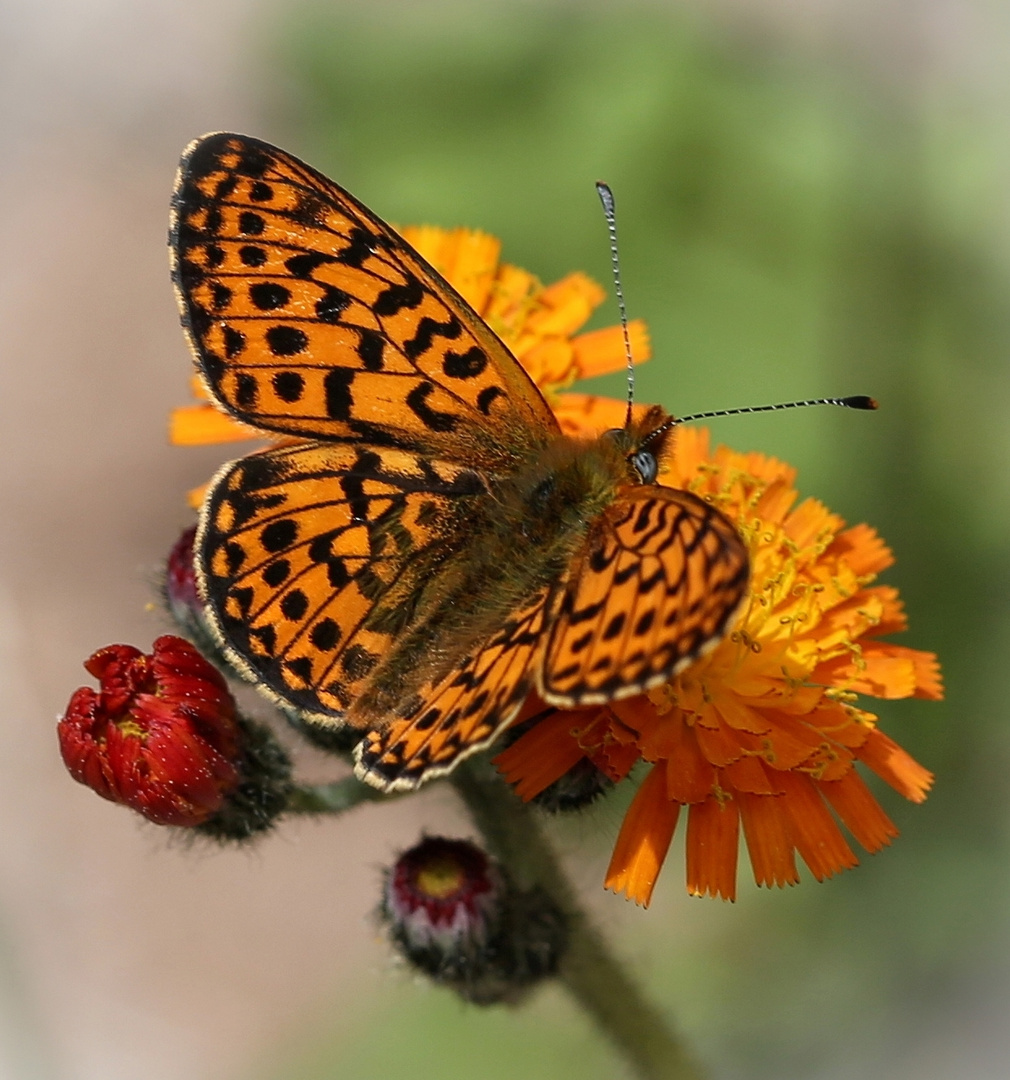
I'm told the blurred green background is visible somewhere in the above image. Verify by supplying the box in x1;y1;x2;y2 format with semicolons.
244;4;1008;1079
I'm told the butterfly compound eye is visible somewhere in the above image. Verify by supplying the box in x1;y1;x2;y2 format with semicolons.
631;448;658;484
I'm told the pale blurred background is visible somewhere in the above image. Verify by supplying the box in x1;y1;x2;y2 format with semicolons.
1;1;1008;1078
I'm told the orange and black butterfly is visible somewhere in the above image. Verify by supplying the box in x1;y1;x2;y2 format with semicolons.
170;133;750;792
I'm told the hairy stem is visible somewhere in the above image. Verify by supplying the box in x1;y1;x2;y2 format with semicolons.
286;775;390;815
451;757;707;1080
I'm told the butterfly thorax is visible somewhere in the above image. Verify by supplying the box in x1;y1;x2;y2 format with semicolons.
348;417;671;728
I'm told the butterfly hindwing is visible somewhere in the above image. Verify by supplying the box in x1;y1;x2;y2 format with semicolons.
171;133;558;470
539;486;750;705
198;439;489;720
354;586;556;790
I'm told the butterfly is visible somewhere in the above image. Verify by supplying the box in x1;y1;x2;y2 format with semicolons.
170;133;750;792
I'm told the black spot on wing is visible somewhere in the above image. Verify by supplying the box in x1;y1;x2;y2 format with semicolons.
336;226;378;268
315;286;351;324
266;325;308;356
237;144;272;178
403;314;462;360
238;211;265;236
280;589;309;621
406;381;457;433
310;618;341;651
357;329;385;371
374;274;423;316
224;326;246;359
236;373;257;409
215;175;237;199
224;542;246;574
272;371;304;402
285;656;314;685
261;518;298;552
262;560;290;587
442;346;487;379
285;250;337;278
250;282;290;310
341;644;378;680
239;245;266;267
323;368;354;420
476;385;505;414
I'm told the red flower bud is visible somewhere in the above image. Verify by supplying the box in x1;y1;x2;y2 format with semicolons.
165;526;202;625
384;837;503;958
58;635;241;826
380;836;567;1004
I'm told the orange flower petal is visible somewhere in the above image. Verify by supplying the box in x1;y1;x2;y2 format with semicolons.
858;729;933;803
752;477;800;525
661;723;717;804
712;694;772;735
517;338;576;389
861;585;908;636
722;755;784;795
828;523;894;576
186;482;209;510
783;497;843;550
591;724;643;783
755;710;830;770
777;771;858;881
605;765;680;907
664;426;711;488
483;263;539;341
815;643;942;700
686;796;740;901
570;319;651;379
398;226;500;312
817;769;898;853
693;720;748;767
738;792;799;888
526;272;604;338
493;711;587;801
170;404;262;446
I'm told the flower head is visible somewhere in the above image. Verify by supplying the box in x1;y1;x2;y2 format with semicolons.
496;426;941;905
59;635;242;826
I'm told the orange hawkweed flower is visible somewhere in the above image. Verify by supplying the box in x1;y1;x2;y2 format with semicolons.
496;426;940;905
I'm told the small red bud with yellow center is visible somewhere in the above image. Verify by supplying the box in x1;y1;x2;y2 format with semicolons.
59;635;242;826
381;836;567;1004
384;837;503;959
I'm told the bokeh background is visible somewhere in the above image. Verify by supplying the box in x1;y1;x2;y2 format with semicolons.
1;1;1008;1077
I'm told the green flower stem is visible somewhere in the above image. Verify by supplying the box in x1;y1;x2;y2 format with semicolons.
451;757;708;1080
286;775;391;815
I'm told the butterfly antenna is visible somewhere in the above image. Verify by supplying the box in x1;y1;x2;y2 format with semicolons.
644;395;879;446
596;182;636;428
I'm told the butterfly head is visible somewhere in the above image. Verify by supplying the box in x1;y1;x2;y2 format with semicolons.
602;403;675;487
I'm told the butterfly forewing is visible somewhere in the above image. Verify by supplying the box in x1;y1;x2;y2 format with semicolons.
171;133;558;470
540;487;749;705
198;440;489;719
